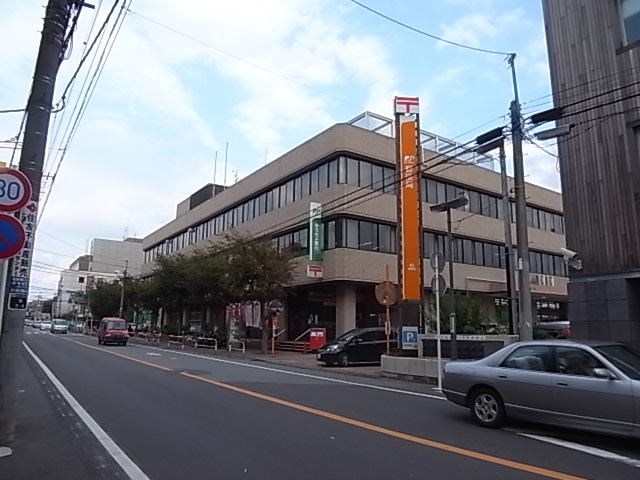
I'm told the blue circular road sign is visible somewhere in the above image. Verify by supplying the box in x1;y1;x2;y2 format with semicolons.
0;214;26;259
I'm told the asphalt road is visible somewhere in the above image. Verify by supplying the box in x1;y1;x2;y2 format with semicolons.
22;330;640;480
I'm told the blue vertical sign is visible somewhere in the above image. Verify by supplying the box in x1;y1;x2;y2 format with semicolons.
401;326;419;350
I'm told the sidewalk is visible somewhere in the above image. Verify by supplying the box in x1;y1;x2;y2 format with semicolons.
0;347;127;480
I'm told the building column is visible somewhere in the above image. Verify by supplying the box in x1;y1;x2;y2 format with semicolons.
205;305;212;332
182;308;188;331
336;284;356;335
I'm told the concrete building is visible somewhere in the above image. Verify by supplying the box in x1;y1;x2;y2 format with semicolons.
53;237;143;317
90;237;143;276
542;0;640;346
142;112;567;339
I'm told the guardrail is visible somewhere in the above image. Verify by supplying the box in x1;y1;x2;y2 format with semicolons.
134;332;161;346
195;337;217;352
167;335;185;350
227;339;245;355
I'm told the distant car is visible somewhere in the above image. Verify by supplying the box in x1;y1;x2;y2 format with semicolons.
443;340;640;439
533;321;571;339
33;319;42;329
24;317;34;327
40;319;52;331
50;319;68;334
97;317;128;346
316;327;398;367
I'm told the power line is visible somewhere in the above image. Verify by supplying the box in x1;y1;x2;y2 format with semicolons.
0;108;26;114
346;0;513;56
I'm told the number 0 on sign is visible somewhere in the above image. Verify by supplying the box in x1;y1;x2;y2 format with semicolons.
0;168;32;212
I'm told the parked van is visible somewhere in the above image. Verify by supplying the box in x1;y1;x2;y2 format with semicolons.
97;317;129;346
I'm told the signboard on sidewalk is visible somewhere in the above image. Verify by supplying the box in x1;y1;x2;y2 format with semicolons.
9;201;38;310
401;326;419;350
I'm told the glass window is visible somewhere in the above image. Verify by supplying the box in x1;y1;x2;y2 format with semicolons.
359;161;372;189
371;164;383;191
379;224;392;253
359;221;374;250
554;256;563;277
469;190;481;214
326;220;336;249
347;158;359;186
526;206;534;227
294;177;302;201
536;252;544;274
383;167;397;195
347;219;359;248
483;243;493;267
474;241;484;266
544;211;553;232
319;163;329;190
390;226;397;253
463;239;474;265
436;182;446;204
256;195;264;217
620;0;640;45
300;172;310;198
497;196;504;220
420;178;427;203
453;237;463;263
498;245;506;269
501;345;551;371
279;184;287;208
300;228;308;255
595;344;640;380
292;230;301;254
310;168;319;194
336;218;346;248
510;201;516;223
488;196;498;218
335;158;345;185
445;184;458;202
286;180;294;204
232;208;239;227
424;178;435;204
556;347;605;376
491;244;500;268
266;190;274;213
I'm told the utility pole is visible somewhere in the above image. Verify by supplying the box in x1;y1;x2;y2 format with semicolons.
0;0;81;449
118;259;128;318
498;141;518;335
508;53;534;340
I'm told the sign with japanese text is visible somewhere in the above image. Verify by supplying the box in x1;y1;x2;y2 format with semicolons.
396;100;423;302
8;201;38;310
309;202;323;261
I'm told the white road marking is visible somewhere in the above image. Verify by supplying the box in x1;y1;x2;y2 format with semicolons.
23;342;150;480
145;353;161;356
139;344;445;401
518;433;640;468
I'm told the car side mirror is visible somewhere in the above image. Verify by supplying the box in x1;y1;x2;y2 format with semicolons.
593;368;615;379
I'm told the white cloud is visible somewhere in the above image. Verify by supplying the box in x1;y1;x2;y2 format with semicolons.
439;9;526;49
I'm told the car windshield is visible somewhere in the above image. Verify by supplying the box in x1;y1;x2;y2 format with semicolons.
107;321;127;330
595;344;640;380
336;329;358;342
54;320;66;325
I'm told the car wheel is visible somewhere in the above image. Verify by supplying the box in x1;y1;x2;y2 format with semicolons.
98;338;103;345
337;353;349;367
469;387;506;428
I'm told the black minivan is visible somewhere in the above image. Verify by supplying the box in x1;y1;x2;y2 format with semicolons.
316;327;398;367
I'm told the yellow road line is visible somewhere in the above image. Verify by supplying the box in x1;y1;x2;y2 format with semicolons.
62;336;588;480
68;339;174;372
180;372;588;480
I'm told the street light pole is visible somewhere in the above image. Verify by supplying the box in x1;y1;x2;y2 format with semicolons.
430;195;468;361
445;207;457;360
118;259;128;318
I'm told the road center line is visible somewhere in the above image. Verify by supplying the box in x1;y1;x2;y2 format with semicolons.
23;342;150;480
180;371;586;480
139;343;445;400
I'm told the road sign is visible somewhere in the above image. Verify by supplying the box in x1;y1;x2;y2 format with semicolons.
430;251;446;273
0;167;32;212
401;326;419;350
268;299;283;314
430;274;447;294
0;214;26;259
8;294;27;310
375;281;398;306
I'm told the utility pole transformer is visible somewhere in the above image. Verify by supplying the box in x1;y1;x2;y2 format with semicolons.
508;54;534;341
0;0;80;448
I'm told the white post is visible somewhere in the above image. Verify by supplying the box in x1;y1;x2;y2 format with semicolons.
435;256;443;391
0;260;8;341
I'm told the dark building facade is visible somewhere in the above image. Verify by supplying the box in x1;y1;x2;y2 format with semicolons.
542;0;640;346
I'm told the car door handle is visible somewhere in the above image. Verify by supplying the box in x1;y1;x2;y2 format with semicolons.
498;374;508;379
557;381;568;386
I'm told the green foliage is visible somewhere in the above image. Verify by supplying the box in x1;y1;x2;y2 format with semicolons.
427;293;509;335
88;282;121;319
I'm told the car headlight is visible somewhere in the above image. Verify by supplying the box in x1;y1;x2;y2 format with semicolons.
327;344;339;352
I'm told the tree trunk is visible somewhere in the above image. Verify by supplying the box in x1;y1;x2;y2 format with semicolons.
261;312;268;354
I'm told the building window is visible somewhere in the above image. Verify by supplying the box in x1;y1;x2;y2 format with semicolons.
383;167;396;195
319;163;329;190
326;220;336;249
620;0;640;45
359;161;372;189
346;218;359;248
347;158;359;186
310;168;319;194
372;164;383;191
300;171;310;198
337;157;347;184
379;224;393;253
359;221;374;250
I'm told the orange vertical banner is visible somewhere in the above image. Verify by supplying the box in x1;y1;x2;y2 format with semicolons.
395;96;423;302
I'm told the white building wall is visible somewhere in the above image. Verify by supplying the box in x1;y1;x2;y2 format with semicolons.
90;238;143;276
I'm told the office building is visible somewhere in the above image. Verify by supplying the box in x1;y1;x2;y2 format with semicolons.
542;0;640;345
142;112;568;339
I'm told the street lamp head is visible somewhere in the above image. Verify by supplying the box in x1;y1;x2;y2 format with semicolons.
430;195;469;212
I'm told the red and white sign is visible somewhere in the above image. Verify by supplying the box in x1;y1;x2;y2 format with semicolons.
306;264;323;278
0;167;32;212
394;96;420;115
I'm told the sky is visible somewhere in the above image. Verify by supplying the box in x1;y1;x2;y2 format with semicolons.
0;0;560;299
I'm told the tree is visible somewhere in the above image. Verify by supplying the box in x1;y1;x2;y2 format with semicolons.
88;282;121;320
428;293;507;335
221;232;296;353
42;299;53;315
